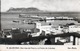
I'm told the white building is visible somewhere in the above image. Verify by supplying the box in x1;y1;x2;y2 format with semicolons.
45;17;55;20
31;22;63;37
69;24;80;33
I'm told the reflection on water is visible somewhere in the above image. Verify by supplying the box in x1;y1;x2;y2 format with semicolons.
52;20;78;25
41;20;78;25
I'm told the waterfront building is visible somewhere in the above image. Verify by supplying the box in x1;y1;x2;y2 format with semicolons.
69;24;80;33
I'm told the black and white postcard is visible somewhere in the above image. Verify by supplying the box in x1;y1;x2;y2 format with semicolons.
0;0;80;51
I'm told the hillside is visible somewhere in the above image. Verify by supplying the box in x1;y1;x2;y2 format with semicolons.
7;7;42;12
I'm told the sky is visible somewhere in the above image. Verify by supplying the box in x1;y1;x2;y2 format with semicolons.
1;0;80;12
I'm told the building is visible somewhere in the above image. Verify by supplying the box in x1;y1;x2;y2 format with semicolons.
69;24;80;33
55;16;73;20
31;22;64;37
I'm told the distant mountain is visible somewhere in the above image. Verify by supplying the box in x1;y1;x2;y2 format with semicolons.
7;7;42;12
4;7;80;18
